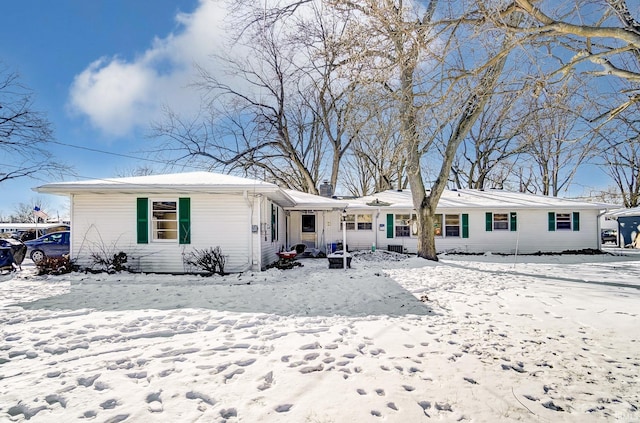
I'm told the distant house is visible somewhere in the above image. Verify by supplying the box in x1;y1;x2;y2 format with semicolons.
35;172;612;272
604;207;640;248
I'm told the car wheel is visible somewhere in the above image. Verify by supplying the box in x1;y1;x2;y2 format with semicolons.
31;250;46;263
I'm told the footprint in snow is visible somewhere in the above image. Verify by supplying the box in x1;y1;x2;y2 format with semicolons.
77;374;101;387
257;371;273;391
146;391;163;413
186;391;216;406
45;394;67;408
100;399;119;410
7;403;47;420
275;404;293;413
220;408;238;418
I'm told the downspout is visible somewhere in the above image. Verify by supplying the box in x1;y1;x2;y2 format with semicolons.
243;190;255;272
376;208;381;250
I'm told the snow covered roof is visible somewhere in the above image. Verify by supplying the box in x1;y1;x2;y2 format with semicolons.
283;189;348;210
34;172;297;206
346;189;611;210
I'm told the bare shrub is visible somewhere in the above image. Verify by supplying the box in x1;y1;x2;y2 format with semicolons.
183;246;226;275
90;251;128;273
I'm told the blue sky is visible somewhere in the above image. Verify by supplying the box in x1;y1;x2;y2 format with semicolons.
0;0;224;217
0;0;617;218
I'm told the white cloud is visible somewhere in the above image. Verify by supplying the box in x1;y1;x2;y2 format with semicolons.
68;0;228;137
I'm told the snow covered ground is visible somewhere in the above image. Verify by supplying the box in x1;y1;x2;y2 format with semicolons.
1;250;639;422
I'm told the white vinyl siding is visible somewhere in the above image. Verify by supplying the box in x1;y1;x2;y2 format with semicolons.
70;193;259;273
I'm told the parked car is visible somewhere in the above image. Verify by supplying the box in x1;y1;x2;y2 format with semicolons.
601;229;618;244
24;231;70;263
0;238;27;272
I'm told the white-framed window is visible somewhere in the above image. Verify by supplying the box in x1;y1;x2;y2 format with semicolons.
343;214;373;231
556;213;572;230
548;211;580;232
395;214;411;237
343;214;356;230
357;214;373;230
445;214;460;237
486;212;517;232
151;200;178;241
493;213;509;230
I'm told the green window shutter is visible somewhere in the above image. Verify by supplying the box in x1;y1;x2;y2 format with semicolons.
485;212;493;231
386;214;394;238
510;212;517;232
136;198;148;244
271;204;276;241
179;197;191;244
462;213;469;238
572;212;580;231
548;212;556;231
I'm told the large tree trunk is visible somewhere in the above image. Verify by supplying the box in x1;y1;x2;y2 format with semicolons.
409;56;511;261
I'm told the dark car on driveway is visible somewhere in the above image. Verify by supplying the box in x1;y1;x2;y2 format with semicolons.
601;229;618;244
24;231;70;263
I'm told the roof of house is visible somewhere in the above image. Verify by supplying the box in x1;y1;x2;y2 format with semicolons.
346;189;611;210
34;171;297;206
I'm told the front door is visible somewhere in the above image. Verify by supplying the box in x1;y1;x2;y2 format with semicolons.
301;214;316;248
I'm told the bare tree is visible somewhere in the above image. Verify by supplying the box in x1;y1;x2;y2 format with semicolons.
594;104;640;207
152;2;363;194
449;82;532;190
114;165;158;178
497;1;640;116
342;99;407;196
326;0;519;260
515;80;596;196
0;63;69;184
11;198;51;223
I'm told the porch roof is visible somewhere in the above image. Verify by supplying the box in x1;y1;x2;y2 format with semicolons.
283;189;348;210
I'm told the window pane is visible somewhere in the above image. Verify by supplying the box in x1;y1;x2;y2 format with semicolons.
445;214;460;237
493;213;509;230
342;214;355;231
357;214;372;230
556;213;571;230
395;214;410;237
302;215;316;232
152;201;177;240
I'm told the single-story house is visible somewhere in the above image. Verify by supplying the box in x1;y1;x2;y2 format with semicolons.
604;207;640;248
35;172;612;273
